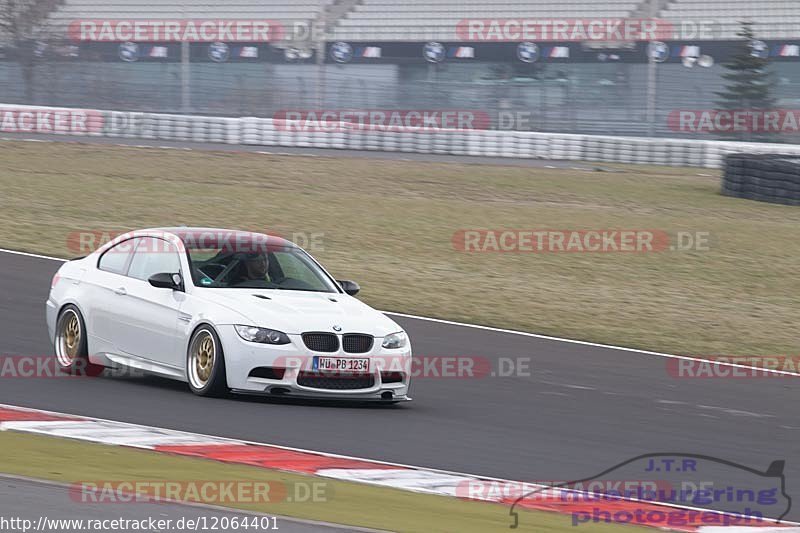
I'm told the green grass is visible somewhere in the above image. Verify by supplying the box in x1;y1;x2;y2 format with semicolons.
1;140;798;356
0;431;645;532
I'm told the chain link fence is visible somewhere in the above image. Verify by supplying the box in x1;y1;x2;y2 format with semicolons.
1;52;799;140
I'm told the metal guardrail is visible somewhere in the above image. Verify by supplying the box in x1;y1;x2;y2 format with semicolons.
2;103;800;168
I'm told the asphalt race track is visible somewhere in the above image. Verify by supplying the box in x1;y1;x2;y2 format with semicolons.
1;250;798;520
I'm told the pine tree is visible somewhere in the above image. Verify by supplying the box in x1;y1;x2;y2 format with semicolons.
0;0;65;102
714;21;776;110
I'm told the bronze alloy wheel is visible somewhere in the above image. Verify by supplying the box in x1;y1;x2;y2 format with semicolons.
55;308;82;368
187;326;228;396
188;328;216;390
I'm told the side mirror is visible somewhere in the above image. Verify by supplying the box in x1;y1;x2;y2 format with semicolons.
148;272;183;291
338;280;360;296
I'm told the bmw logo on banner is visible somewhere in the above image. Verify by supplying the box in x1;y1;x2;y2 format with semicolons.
209;42;230;62
118;41;139;62
517;42;539;63
330;41;353;63
775;44;800;58
648;41;669;63
423;41;446;63
749;40;769;59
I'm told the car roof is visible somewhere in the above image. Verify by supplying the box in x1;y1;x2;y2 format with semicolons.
148;227;295;249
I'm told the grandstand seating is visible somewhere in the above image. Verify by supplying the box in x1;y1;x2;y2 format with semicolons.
39;0;800;43
46;0;331;35
330;0;799;41
330;0;642;41
660;0;800;39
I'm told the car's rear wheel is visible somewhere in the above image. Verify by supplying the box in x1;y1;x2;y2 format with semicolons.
55;305;102;375
187;326;228;397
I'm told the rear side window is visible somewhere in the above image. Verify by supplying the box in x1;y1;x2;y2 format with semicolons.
97;239;136;274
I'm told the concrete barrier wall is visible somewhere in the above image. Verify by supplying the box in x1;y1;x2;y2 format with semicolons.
2;104;800;169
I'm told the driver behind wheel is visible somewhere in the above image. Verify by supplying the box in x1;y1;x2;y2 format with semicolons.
232;252;269;285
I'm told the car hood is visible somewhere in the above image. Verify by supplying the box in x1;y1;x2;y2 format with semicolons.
196;289;402;336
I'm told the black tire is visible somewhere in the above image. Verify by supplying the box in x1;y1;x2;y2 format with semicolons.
54;304;104;376
186;325;229;397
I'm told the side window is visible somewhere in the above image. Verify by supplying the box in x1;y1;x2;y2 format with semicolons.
97;239;136;275
127;237;181;282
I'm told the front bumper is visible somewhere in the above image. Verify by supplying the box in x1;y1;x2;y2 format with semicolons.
220;326;412;401
45;298;58;345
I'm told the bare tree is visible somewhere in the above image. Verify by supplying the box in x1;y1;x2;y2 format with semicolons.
0;0;65;102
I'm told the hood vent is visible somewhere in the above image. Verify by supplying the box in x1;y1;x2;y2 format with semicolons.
253;294;271;300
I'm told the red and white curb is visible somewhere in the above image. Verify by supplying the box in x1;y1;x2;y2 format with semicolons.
0;403;796;532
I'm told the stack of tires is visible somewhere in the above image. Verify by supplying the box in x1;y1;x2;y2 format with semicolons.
723;154;800;205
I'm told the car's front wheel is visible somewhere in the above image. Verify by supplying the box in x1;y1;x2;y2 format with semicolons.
187;326;228;397
54;305;102;375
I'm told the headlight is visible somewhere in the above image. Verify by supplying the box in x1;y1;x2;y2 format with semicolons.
235;325;291;345
381;331;407;349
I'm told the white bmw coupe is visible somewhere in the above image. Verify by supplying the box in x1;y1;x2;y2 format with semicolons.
46;228;412;402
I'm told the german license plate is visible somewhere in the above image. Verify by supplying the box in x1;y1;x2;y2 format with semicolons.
314;357;370;373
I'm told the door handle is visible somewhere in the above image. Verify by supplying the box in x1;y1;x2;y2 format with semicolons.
114;287;127;296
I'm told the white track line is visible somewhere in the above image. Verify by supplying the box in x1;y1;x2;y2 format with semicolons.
0;248;70;262
381;311;800;377
1;247;798;377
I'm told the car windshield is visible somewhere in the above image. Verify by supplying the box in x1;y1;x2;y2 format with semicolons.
185;242;339;293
